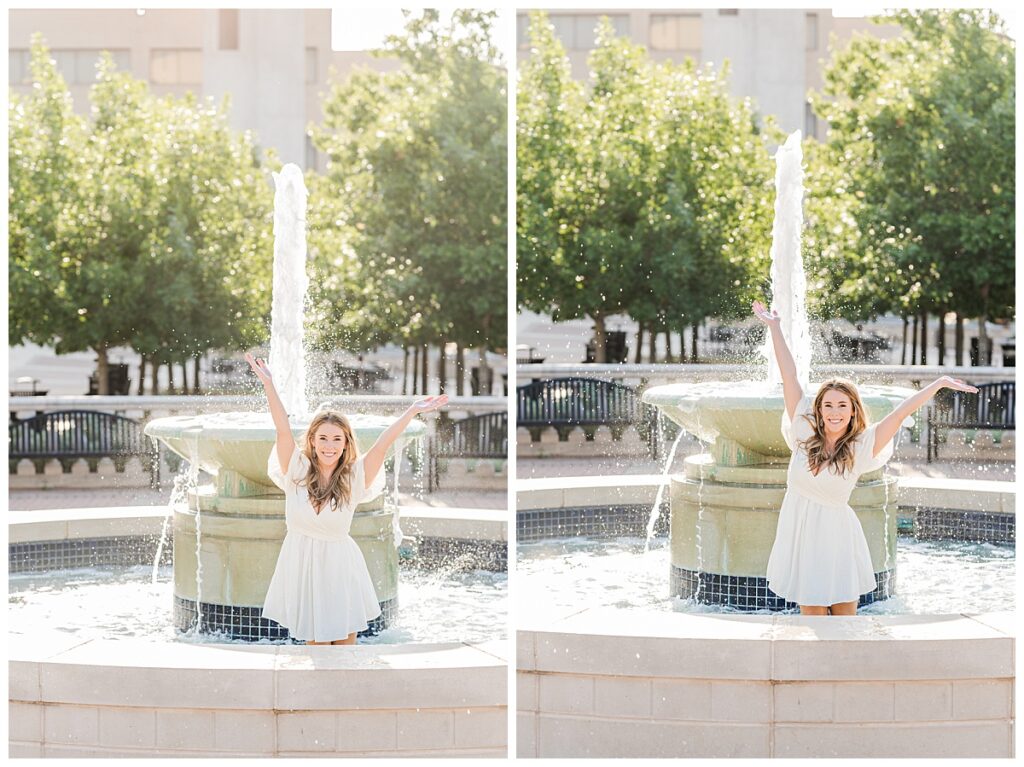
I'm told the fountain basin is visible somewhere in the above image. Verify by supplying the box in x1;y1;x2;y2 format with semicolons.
515;477;1015;758
9;506;508;757
642;381;914;464
144;412;425;490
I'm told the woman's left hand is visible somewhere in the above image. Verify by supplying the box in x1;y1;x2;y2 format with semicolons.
936;376;979;393
410;395;449;414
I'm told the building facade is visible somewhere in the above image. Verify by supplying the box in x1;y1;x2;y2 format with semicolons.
516;8;899;139
9;8;400;171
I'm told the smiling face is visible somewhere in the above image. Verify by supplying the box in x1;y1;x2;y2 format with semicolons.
312;422;348;469
817;388;854;439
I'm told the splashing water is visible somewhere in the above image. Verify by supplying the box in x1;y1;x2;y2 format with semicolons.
391;436;407;547
762;131;811;390
269;163;309;416
644;427;684;549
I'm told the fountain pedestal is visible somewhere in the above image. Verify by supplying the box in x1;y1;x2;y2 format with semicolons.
146;413;422;640
668;455;897;610
643;382;911;611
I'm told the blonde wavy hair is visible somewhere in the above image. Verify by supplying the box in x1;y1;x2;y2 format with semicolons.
299;411;358;512
799;378;868;477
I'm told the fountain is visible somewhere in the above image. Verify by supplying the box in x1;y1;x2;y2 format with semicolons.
516;130;1013;758
641;132;912;609
142;164;425;639
9;162;507;757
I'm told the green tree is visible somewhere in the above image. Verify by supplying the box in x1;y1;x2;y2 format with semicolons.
813;9;1014;360
311;9;507;391
9;40;272;393
517;14;776;361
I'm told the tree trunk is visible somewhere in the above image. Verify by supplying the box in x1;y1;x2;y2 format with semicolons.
936;312;946;366
402;347;409;395
911;314;919;365
635;324;644;364
438;342;447;395
180;361;189;395
420;343;429;395
900;316;908;365
648;325;657;363
95;346;110;395
455;344;465;397
138;356;146;395
978;315;990;366
150;359;159;395
592;314;607;363
919;310;928;366
955;314;965;366
663;331;673;363
690;322;699;362
477;347;492;396
411;346;419;395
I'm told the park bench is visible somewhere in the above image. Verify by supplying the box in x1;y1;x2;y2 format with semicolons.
927;381;1015;462
8;409;160;485
427;411;508;490
516;376;658;454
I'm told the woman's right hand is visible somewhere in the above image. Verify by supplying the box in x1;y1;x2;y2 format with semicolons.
244;353;273;386
752;300;780;326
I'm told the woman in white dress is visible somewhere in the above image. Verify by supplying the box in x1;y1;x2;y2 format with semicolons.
245;353;448;644
752;301;977;615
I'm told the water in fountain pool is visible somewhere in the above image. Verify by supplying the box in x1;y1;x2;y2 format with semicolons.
517;535;1014;617
10;563;506;645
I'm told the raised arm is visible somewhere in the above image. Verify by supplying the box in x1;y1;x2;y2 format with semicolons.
245;353;296;474
871;376;978;458
362;395;449;488
752;300;803;418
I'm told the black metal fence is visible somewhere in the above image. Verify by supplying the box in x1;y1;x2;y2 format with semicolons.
927;381;1015;462
9;409;160;483
516;377;659;455
428;411;508;490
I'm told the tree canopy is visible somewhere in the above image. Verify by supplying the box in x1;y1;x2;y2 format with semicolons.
517;13;777;360
810;9;1014;327
309;9;508;361
9;37;273;391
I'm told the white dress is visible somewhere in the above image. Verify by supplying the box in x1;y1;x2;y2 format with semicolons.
261;448;386;641
765;395;895;607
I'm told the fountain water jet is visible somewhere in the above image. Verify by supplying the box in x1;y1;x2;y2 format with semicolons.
145;163;424;639
642;132;911;610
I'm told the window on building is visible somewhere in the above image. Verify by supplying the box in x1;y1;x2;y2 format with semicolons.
805;102;818;140
306;47;317;84
548;14;629;50
9;50;30;85
806;13;819;51
219;9;239;50
38;49;131;85
650;14;701;51
305;135;318;171
150;49;202;85
517;13;530;49
718;9;739;16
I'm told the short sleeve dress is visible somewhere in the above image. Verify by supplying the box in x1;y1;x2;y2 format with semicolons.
261;448;386;641
765;395;896;607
